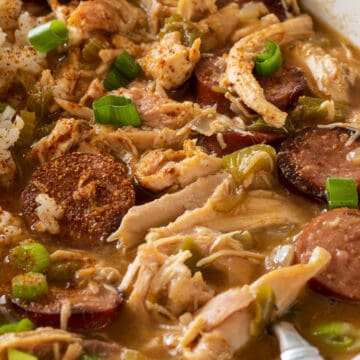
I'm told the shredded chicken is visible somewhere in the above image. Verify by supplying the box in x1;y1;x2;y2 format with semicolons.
182;247;331;359
134;140;222;192
119;244;214;319
28;118;91;165
285;41;359;104
224;15;313;127
67;0;146;44
139;31;201;90
107;172;230;248
0;206;24;244
147;180;313;242
177;0;217;21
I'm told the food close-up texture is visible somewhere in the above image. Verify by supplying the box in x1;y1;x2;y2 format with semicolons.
0;0;360;359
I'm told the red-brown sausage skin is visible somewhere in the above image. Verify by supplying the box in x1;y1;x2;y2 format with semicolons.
22;152;135;248
12;286;122;330
198;131;286;157
295;208;360;301
278;127;360;200
194;55;306;115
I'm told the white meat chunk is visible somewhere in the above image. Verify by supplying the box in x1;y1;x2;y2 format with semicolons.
115;84;200;129
138;31;201;90
285;41;359;104
177;0;217;21
147;179;313;242
223;15;313;127
182;247;331;360
119;243;214;319
134;140;222;192
0;107;24;188
67;0;146;43
28;118;91;165
107;172;230;248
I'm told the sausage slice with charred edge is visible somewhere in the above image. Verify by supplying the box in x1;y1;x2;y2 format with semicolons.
194;54;306;115
12;286;122;330
278;127;360;200
22;152;135;247
295;208;360;300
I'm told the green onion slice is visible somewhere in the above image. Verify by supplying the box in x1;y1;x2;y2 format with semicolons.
9;243;50;273
28;20;69;53
12;272;48;301
47;259;83;282
103;68;129;91
92;95;141;127
326;178;358;209
114;50;142;80
312;322;358;350
0;319;35;335
8;349;38;360
103;51;141;90
82;37;108;63
253;41;283;78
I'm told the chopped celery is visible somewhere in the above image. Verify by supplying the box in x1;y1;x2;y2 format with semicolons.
247;117;293;134
289;96;349;128
8;349;38;360
180;237;202;274
47;259;83;282
250;285;276;336
232;231;255;250
36;121;56;139
27;89;53;121
16;111;36;148
222;144;277;184
160;14;202;47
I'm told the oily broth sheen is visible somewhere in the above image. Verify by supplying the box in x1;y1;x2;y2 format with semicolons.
1;2;360;360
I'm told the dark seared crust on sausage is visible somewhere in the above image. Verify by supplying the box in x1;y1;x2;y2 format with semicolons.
12;286;122;330
22;152;135;247
198;131;286;156
194;54;233;116
278;127;360;200
258;66;307;111
295;208;360;300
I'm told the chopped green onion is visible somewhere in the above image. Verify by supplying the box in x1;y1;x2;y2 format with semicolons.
103;68;129;91
326;178;358;209
0;319;35;335
12;272;48;301
47;259;83;282
28;20;68;53
312;322;358;350
16;111;36;148
250;285;275;336
253;41;283;78
8;349;38;360
103;51;142;90
114;50;142;80
9;243;50;273
92;95;141;127
36;121;56;139
222;144;277;183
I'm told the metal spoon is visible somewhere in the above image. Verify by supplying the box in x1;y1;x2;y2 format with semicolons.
273;321;324;360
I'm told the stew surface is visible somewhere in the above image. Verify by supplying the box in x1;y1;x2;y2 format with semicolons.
0;0;360;359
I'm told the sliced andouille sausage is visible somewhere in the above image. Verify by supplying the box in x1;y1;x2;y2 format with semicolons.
198;131;286;156
278;127;360;200
257;66;307;111
22;152;135;247
295;208;360;300
12;286;122;330
194;54;233;116
195;55;306;115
